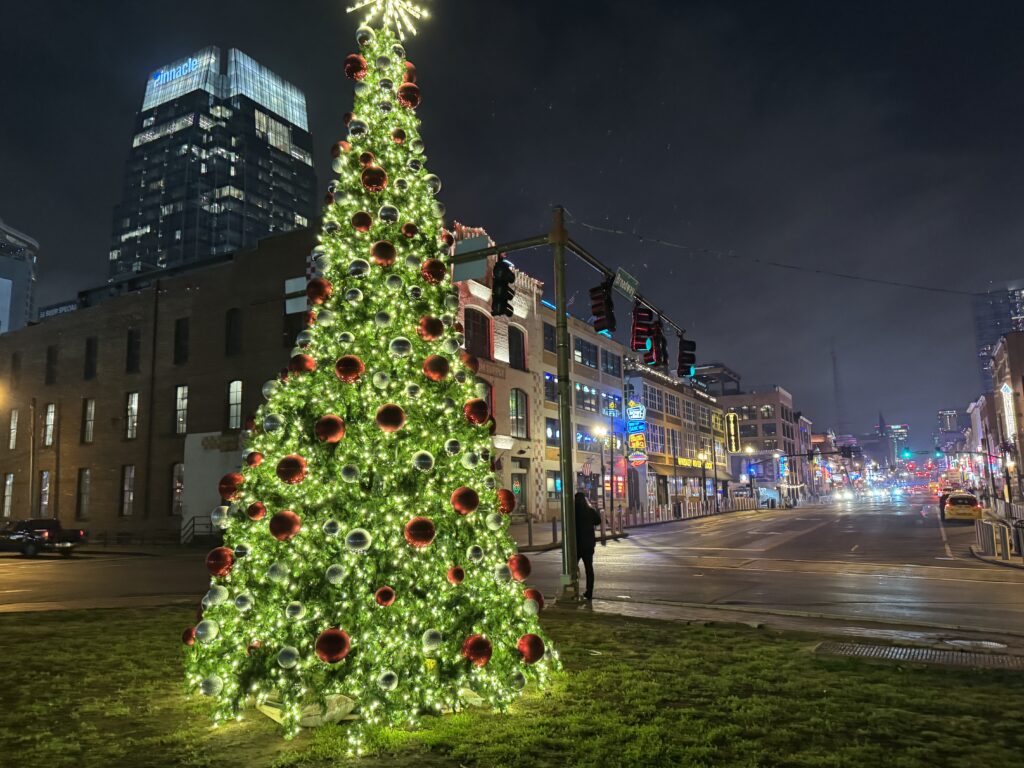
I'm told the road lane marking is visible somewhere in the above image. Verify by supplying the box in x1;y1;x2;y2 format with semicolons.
937;512;954;558
850;545;859;552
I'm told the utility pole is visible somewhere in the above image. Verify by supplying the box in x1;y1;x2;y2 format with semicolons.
551;207;578;599
27;397;36;518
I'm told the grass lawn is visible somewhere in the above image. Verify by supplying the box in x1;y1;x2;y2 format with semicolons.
4;605;1024;768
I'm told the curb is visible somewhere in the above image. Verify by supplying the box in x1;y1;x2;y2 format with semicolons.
969;544;1024;570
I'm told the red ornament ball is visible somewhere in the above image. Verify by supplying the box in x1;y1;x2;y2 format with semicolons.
404;516;436;548
464;398;490;425
440;230;455;247
315;414;346;443
374;586;396;606
306;277;333;305
182;626;196;646
315;628;351;663
244;416;256;431
358;151;376;167
334;355;365;383
361;165;388;193
420;258;447;284
401;222;419;238
331;140;352;158
375;403;407;433
218;473;244;501
403;61;418;83
324;192;335;206
391;127;406;144
497;488;516;514
447;565;465;585
371;240;397;267
276;454;308;485
451;486;480;515
246;640;262;657
343;53;368;80
508;554;532;582
342;111;353;126
246;502;267;521
205;547;234;577
245;451;265;468
418;316;444;341
304;310;317;327
289;354;316;374
524;587;545;611
461;634;492;667
397;82;421;109
351;211;373;232
459;350;480;375
517;633;545;664
422;354;450;382
269;509;302;541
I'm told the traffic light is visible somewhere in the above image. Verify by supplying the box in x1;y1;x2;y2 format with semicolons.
631;302;657;354
647;320;669;367
934;449;943;458
677;334;697;377
491;257;515;317
589;278;616;334
900;449;913;460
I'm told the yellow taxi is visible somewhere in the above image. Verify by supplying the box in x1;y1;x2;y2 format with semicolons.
941;492;983;522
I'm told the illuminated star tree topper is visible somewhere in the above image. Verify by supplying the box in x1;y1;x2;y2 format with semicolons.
347;0;430;39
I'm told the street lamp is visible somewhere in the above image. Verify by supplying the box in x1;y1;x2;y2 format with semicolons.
594;425;608;514
744;444;757;501
698;450;708;506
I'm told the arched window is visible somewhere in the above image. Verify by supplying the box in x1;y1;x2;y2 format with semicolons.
464;308;491;360
509;388;529;440
508;325;527;371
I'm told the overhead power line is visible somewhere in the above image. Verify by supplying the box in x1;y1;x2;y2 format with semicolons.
577;220;985;297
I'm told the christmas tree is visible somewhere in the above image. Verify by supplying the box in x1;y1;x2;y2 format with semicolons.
182;3;556;743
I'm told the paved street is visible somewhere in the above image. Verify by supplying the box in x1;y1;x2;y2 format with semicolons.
4;498;1024;637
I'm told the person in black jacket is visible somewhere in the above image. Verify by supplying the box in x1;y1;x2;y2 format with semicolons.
574;491;602;600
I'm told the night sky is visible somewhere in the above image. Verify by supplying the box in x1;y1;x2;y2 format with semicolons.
4;0;1024;444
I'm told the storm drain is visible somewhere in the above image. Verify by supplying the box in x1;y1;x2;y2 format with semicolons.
816;641;1024;670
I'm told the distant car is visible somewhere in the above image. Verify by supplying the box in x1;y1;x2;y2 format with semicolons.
0;519;87;557
941;493;983;522
835;490;854;501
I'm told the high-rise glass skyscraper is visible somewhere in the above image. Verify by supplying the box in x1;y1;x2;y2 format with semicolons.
109;47;317;279
973;281;1024;390
0;217;37;332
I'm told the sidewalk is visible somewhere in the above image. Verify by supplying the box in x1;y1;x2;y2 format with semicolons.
76;542;208;557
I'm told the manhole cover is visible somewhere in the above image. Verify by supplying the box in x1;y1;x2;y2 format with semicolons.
817;641;1024;669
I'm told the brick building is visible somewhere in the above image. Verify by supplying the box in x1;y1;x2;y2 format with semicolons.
0;230;314;541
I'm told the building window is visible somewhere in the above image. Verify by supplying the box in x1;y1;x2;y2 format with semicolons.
739;423;758;438
574;337;598;368
603;393;622;417
665;393;680;418
601;349;622;377
699;405;711;429
464;308;491;360
576;427;600;452
546;470;562;500
762;422;777;436
649;424;666;454
543;322;556;353
546;417;560;447
1;473;12;517
43;403;55;447
544;373;558;403
668;428;681;457
10;352;20;387
173;318;190;365
763;439;778;451
575;384;599;413
175;385;189;435
45;345;58;385
125;392;139;439
126;328;141;373
38;470;51;517
227;380;243;429
84;337;98;380
120;465;136;517
8;409;17;450
282;312;306;348
81;399;95;444
642;383;664;413
225;308;242;357
759;405;775;420
76;468;91;521
508;326;527;371
171;463;185;516
686;432;698;458
509;388;529;439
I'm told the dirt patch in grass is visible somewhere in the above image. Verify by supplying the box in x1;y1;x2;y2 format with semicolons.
3;605;1023;767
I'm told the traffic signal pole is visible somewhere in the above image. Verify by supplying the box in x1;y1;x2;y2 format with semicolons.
447;206;695;602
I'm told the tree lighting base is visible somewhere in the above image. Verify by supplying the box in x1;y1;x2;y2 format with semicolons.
257;694;357;727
